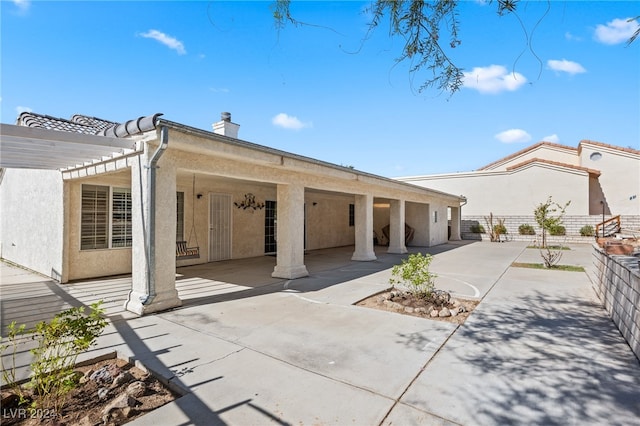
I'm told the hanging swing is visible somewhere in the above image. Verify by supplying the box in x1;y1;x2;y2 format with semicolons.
176;175;201;260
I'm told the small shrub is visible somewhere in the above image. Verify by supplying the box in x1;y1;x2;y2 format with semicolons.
494;223;507;235
518;224;535;235
470;224;485;233
548;225;566;236
580;225;595;237
1;302;107;412
389;253;437;299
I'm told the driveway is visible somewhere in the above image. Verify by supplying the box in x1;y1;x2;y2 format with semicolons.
1;242;639;425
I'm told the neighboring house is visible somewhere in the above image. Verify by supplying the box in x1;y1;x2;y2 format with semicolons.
398;141;640;238
0;112;464;315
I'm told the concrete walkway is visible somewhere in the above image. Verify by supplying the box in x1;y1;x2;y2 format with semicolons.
1;242;639;425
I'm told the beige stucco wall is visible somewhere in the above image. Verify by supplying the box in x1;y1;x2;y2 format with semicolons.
305;192;355;250
580;143;640;215
0;168;64;279
65;171;133;282
401;164;589;217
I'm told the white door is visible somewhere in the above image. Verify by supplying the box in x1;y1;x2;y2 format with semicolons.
209;193;232;261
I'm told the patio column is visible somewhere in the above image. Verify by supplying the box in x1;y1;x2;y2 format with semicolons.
387;199;408;254
449;206;461;241
272;183;309;279
125;148;182;315
351;194;376;261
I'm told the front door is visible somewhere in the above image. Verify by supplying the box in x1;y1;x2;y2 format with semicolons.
209;193;232;261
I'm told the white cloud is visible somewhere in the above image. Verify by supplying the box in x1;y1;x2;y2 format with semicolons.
565;32;581;41
547;59;586;75
272;113;312;130
594;17;639;45
495;129;532;144
543;134;560;143
16;106;32;115
12;0;30;13
140;29;186;55
462;65;527;94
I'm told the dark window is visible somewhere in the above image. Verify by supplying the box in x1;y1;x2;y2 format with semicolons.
349;203;355;227
176;192;185;241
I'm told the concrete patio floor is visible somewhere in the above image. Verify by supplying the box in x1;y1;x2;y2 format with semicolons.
1;241;639;425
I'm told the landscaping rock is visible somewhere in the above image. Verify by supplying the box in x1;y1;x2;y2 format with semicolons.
430;309;439;317
404;307;414;314
97;387;109;400
102;394;138;417
112;371;134;387
125;381;147;398
438;307;451;317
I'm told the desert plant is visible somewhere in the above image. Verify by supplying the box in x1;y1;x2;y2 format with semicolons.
1;302;108;412
483;213;503;242
389;253;437;299
548;224;566;236
518;224;536;235
580;225;595;237
494;219;507;236
1;322;28;404
534;196;570;248
27;302;107;411
470;224;485;233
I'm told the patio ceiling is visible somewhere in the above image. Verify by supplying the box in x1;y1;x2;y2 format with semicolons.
0;123;138;170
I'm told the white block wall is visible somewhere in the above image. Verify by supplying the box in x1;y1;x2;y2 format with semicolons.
592;245;640;360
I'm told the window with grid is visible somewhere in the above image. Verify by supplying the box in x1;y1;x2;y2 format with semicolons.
176;192;185;241
111;188;132;248
81;185;109;250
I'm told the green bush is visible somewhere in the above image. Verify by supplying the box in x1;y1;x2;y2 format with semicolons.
518;224;535;235
470;224;485;233
493;224;507;235
389;253;437;299
548;225;566;236
1;302;107;411
580;225;595;237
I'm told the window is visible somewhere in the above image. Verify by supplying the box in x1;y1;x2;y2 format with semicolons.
81;185;109;250
111;188;132;248
349;204;355;227
81;185;131;250
176;192;185;241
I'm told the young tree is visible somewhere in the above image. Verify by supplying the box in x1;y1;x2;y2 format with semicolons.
534;196;570;248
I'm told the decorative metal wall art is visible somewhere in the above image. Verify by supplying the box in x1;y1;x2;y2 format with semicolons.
235;193;265;210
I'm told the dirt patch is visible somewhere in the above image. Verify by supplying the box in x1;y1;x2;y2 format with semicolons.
1;356;179;425
356;289;480;325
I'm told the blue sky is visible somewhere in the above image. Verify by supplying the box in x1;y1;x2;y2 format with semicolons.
2;1;638;177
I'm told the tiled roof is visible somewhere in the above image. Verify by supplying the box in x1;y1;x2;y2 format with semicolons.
506;158;601;176
478;142;577;171
579;139;640;156
17;112;162;138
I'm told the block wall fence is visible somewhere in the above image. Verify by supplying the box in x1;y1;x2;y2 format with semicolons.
458;215;640;244
592;245;640;360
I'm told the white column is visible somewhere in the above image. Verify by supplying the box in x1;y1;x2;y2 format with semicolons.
387;199;408;254
272;184;309;279
351;194;377;261
125;150;182;315
449;206;461;241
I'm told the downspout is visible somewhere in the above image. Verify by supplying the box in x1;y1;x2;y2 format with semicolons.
141;125;169;305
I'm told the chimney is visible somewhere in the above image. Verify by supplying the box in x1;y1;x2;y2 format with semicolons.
212;112;240;139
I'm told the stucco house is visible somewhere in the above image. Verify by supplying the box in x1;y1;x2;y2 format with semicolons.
397;140;640;238
0;112;464;315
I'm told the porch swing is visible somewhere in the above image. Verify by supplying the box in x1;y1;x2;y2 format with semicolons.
176;175;201;260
